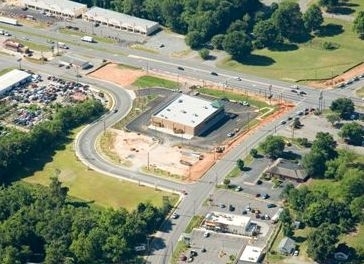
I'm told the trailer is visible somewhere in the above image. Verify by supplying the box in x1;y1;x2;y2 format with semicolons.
81;36;94;43
0;16;18;26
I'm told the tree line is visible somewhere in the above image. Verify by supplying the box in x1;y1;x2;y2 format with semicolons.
0;99;105;182
0;178;167;263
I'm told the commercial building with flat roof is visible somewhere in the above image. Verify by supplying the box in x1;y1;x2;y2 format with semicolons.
239;246;263;263
59;54;93;69
0;69;31;96
21;0;87;17
202;212;254;236
150;94;225;137
83;7;160;35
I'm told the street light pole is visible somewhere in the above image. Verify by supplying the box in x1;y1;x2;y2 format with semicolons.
17;58;22;70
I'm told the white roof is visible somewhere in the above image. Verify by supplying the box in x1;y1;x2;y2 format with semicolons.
84;7;159;31
0;69;31;93
206;211;251;228
154;94;220;128
22;0;86;16
239;246;263;263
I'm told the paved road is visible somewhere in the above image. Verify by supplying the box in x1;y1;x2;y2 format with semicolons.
1;21;363;264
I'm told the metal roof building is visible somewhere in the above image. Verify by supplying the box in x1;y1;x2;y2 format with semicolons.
83;7;160;35
150;94;225;137
21;0;87;18
0;69;31;96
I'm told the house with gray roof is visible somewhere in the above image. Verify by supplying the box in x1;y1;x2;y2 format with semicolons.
278;237;296;255
265;158;308;182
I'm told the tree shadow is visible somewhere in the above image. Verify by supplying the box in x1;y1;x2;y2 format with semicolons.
293;236;307;244
330;6;356;15
281;151;301;160
149;236;167;252
4;136;73;185
316;23;344;37
268;43;299;52
238;54;275;66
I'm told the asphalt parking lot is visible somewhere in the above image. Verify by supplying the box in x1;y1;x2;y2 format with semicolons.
125;89;259;151
182;229;247;264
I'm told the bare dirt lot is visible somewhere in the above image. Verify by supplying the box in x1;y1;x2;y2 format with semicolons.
88;63;146;86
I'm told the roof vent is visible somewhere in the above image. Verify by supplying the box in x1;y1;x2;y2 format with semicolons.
178;99;183;103
167;108;171;111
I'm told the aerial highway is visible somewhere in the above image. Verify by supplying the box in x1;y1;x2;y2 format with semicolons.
1;21;363;264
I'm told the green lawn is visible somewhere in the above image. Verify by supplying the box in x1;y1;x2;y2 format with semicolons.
218;18;363;82
341;224;364;251
23;128;178;211
132;75;179;89
14;38;51;52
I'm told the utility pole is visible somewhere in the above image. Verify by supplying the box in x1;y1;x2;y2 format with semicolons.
318;90;323;113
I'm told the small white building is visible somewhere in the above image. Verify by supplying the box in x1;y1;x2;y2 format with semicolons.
0;69;31;96
239;245;263;263
21;0;87;18
83;7;160;35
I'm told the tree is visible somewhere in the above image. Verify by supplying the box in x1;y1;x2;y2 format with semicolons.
353;11;364;39
222;31;252;60
303;4;323;32
250;148;258;158
339;122;364;146
259;135;285;159
350;196;364;223
227;19;248;33
199;48;210;60
236;159;244;171
311;132;337;160
280;182;295;199
271;2;306;41
307;223;340;262
326;112;341;126
330;98;355;119
211;34;225;50
223;178;230;186
318;0;339;12
252;19;281;48
185;31;203;49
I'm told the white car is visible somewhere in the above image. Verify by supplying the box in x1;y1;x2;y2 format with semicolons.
234;76;242;81
203;231;210;238
171;212;178;219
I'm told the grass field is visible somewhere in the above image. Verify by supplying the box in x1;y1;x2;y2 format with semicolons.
341;224;364;251
132;75;179;89
23;128;178;211
218;18;364;82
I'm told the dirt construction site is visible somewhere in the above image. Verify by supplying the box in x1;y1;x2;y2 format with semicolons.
88;62;362;182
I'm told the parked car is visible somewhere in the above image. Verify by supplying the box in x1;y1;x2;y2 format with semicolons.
228;204;235;211
210;71;218;76
262;193;269;199
204;231;210;238
267;203;276;208
177;66;184;70
171;212;179;219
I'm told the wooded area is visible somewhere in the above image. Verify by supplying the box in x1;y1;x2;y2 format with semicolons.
0;179;168;263
0;99;105;182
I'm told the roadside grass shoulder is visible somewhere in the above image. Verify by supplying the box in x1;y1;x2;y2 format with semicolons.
356;87;364;98
197;87;269;108
0;67;14;76
218;18;363;82
132;75;179;89
22;128;178;211
15;38;50;51
59;28;116;44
